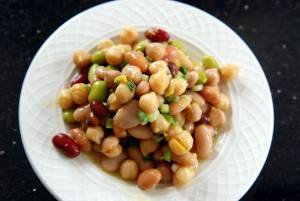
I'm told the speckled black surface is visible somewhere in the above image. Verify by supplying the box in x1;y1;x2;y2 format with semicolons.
0;0;299;200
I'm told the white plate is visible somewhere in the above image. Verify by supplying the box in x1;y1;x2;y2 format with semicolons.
19;0;274;201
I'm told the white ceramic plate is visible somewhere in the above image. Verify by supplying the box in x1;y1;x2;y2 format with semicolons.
19;0;274;201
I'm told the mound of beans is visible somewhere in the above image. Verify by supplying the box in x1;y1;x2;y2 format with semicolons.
53;26;239;190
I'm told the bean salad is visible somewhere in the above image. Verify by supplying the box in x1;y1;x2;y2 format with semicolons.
53;26;239;190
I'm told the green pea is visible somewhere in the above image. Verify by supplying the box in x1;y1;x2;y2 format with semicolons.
202;55;219;69
105;118;113;129
159;104;169;114
88;64;100;82
197;70;207;84
134;40;149;52
91;50;106;65
62;110;75;123
88;80;108;102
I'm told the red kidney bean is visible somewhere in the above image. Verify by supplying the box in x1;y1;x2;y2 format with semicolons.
90;101;109;118
86;112;103;126
52;133;80;158
144;28;170;42
70;68;88;86
168;62;179;76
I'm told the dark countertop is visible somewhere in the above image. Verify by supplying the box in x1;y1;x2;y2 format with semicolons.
0;0;299;200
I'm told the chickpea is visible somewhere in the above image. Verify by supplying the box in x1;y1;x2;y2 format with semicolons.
186;70;199;87
173;166;196;187
194;124;214;158
121;65;142;84
184;102;202;122
95;66;107;80
149;71;170;95
216;93;230;111
174;112;186;127
168;130;193;155
140;139;159;156
137;169;162;190
220;64;239;81
70;83;89;105
151;114;170;133
73;104;90;122
205;68;220;85
139;92;159;114
127;147;153;171
165;78;188;97
125;50;148;73
185;91;206;109
113;121;127;138
101;152;127;172
146;43;166;61
165;125;183;141
176;49;193;70
115;83;135;104
169;95;192;115
72;50;91;69
128;125;154;140
135;80;150;97
200;86;221;106
120;159;139;180
107;93;122;112
57;89;73;109
105;45;126;66
104;70;121;88
156;94;165;105
209;107;226;127
120;26;138;44
157;162;173;183
148;60;169;74
70;128;92;152
86;126;104;144
183;121;194;133
101;136;122;158
96;39;114;50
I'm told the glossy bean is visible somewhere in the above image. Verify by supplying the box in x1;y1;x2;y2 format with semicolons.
200;86;221;106
121;65;142;84
184;102;202;122
194;124;214;158
120;26;138;44
120;159;139;180
52;133;80;158
205;68;220;85
101;136;122;158
70;128;92;152
86;126;104;144
209;107;226;127
73;104;91;122
57;89;74;109
107;93;122;112
149;71;170;95
172;152;198;167
70;83;89;105
101;152;127;172
146;43;166;61
173;166;196;187
128;125;154;140
220;64;239;81
127;147;154;171
139;139;159;156
137;169;162;190
125;51;148;73
115;83;135;104
157;162;173;183
169;95;192;115
72;50;91;69
104;70;121;88
139;92;159;114
135;80;150;97
113;100;140;129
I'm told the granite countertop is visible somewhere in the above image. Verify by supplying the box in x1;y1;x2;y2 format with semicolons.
0;0;299;200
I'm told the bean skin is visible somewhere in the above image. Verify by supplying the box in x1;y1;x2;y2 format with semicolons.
194;124;214;158
52;133;80;158
137;169;162;190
